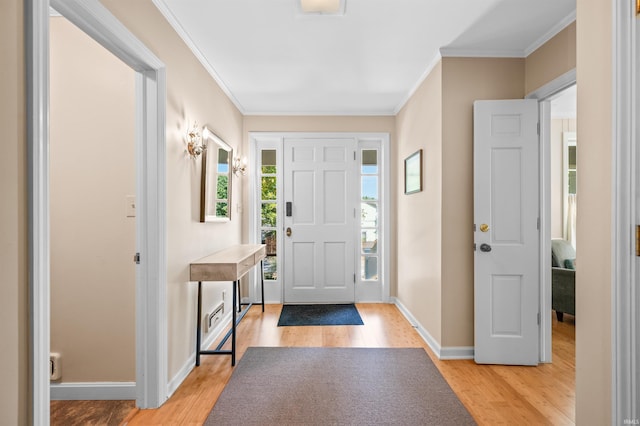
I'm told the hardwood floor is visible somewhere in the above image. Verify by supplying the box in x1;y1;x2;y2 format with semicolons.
51;399;137;425
124;303;575;425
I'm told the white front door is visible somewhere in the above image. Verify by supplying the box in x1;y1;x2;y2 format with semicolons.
473;99;540;365
283;137;357;303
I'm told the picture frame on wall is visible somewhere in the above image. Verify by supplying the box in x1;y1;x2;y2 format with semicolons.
404;149;422;195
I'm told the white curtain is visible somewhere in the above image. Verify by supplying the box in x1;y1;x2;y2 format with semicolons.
564;194;577;248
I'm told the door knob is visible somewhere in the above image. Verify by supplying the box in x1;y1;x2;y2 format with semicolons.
479;224;489;232
480;243;492;252
286;227;292;237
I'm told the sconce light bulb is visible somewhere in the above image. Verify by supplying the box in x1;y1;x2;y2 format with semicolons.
187;121;204;159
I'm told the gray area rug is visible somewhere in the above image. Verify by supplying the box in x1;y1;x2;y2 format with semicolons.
205;347;476;425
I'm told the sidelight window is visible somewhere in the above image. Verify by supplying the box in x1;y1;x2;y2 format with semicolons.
360;148;379;281
259;149;278;280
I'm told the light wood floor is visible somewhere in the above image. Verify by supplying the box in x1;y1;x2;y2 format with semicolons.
122;303;575;425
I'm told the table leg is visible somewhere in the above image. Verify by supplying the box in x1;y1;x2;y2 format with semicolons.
260;259;265;312
196;281;202;366
237;279;242;313
232;279;237;366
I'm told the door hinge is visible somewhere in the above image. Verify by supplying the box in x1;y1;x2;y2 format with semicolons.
473;243;477;251
473;223;476;232
636;225;640;256
354;151;356;161
353;273;356;283
537;312;540;325
133;252;141;264
537;122;540;135
537;217;540;230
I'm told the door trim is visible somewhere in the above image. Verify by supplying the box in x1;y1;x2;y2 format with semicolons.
27;0;168;421
248;132;391;303
612;0;638;422
526;68;576;363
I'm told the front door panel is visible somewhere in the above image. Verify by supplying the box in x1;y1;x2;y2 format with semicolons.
284;138;356;303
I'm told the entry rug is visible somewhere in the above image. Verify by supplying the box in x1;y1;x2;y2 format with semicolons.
277;303;364;326
205;347;476;425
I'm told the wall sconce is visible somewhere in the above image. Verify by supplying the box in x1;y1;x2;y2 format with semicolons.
233;156;247;177
186;122;204;159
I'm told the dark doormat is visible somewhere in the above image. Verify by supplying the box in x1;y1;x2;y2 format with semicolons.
277;304;364;326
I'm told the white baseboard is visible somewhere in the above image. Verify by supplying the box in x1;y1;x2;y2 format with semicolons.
50;382;136;400
392;297;474;360
167;311;233;397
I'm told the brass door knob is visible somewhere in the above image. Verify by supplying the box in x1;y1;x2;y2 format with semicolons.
286;227;292;237
479;224;489;233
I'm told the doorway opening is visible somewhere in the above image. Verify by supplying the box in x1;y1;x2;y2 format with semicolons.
548;84;577;328
49;13;136;403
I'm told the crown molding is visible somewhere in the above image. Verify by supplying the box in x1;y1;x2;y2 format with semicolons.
151;0;246;114
524;11;576;57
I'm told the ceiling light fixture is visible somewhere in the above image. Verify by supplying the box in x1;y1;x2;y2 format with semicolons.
300;0;345;15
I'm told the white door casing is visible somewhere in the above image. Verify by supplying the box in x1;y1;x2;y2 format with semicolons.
474;99;540;365
28;1;168;420
283;137;357;303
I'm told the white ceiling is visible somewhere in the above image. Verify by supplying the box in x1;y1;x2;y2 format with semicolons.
154;0;576;115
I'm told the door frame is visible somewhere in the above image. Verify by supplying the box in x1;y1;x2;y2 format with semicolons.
27;0;168;421
526;68;576;363
248;132;391;304
612;0;638;422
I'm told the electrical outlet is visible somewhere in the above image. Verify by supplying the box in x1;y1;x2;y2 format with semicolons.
204;312;210;333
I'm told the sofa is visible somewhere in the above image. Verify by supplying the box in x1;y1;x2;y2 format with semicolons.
551;239;576;321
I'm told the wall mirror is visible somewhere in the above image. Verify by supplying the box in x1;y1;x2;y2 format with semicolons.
200;128;232;222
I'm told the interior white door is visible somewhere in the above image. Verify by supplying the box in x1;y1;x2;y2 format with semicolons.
473;99;540;365
283;138;356;303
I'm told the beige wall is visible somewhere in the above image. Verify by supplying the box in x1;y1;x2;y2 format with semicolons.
441;57;525;346
50;17;136;382
0;0;28;424
394;18;576;350
101;0;244;379
242;115;397;295
550;118;577;239
395;58;525;348
525;22;576;95
395;63;443;343
575;0;612;423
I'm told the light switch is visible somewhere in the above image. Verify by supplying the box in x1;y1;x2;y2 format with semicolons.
126;195;136;217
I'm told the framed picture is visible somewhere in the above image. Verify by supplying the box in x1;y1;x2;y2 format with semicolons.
404;149;422;194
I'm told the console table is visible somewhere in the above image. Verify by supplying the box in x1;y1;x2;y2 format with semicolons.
190;244;266;366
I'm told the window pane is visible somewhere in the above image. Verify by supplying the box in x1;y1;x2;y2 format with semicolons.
216;174;228;199
361;229;378;253
361;202;378;228
263;255;277;280
568;146;576;169
361;256;378;280
217;148;229;173
361;149;378;174
261;230;277;255
261;176;277;200
216;202;228;217
568;171;577;194
261;149;277;174
261;203;277;227
362;176;378;201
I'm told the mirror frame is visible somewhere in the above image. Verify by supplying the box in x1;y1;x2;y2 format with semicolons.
200;128;233;222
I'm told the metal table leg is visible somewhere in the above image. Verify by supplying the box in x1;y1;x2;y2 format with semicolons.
196;281;202;366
